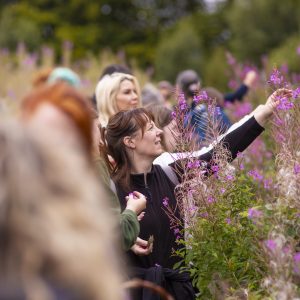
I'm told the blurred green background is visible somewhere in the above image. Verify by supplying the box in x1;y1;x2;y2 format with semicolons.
1;0;300;89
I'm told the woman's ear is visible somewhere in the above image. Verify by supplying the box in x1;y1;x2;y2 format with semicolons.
123;136;136;149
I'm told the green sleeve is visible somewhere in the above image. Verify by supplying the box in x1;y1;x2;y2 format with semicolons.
93;158;140;250
120;209;140;251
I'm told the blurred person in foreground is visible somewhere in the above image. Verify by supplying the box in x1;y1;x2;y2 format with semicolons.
0;119;124;300
21;81;144;252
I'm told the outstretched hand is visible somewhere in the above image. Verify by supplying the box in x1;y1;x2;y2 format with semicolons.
253;88;292;126
265;88;293;111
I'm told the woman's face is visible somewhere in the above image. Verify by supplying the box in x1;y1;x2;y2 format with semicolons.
162;119;179;152
116;79;139;111
130;119;164;159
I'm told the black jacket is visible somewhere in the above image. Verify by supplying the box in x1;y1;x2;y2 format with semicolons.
116;115;264;300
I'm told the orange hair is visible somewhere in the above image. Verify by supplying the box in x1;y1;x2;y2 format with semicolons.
22;82;93;154
32;68;54;87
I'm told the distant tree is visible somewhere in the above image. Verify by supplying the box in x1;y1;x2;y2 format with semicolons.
0;5;42;51
226;0;300;63
154;17;203;82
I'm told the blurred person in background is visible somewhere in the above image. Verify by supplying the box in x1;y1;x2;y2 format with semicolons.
157;80;174;109
175;69;257;141
141;83;164;107
91;63;133;109
95;72;141;126
32;67;81;88
0;120;124;300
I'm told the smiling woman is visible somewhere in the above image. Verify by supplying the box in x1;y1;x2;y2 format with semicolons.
95;72;141;126
100;88;289;299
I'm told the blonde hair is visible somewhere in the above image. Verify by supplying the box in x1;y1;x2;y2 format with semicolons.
95;72;141;126
0;121;123;300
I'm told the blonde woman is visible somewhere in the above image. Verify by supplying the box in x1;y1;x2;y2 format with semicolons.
95;72;141;126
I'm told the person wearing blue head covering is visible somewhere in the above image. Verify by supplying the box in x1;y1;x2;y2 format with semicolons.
47;67;81;87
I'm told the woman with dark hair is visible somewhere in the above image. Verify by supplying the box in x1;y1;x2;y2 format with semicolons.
99;88;289;300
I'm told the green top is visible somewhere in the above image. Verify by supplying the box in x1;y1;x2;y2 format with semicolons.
94;158;139;250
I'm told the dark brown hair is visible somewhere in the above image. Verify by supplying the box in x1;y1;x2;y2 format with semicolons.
100;108;153;191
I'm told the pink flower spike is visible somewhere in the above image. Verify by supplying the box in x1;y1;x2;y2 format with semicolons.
294;252;300;263
265;239;277;251
292;87;300;99
248;208;263;219
294;163;300;175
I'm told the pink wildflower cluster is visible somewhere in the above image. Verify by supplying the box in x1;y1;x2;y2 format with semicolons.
268;68;284;86
193;91;208;104
187;160;201;169
248;169;263;181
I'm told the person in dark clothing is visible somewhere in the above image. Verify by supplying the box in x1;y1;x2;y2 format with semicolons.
99;88;290;300
176;69;257;141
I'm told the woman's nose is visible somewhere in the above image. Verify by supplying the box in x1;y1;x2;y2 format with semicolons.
156;128;163;136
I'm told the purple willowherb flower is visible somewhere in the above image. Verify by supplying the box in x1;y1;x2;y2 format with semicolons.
248;170;263;181
294;163;300;175
268;68;284;86
265;239;277;251
226;218;231;224
176;235;181;240
211;165;219;173
178;93;188;110
277;96;294;110
174;228;180;235
294;252;300;263
207;196;215;204
294;252;300;273
220;188;226;194
187;160;200;169
226;174;235;181
200;91;208;101
171;111;176;119
193;91;208;104
239;163;244;170
162;197;169;207
179;100;187;110
263;179;272;189
297;46;300;56
292;87;300;99
248;208;263;219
